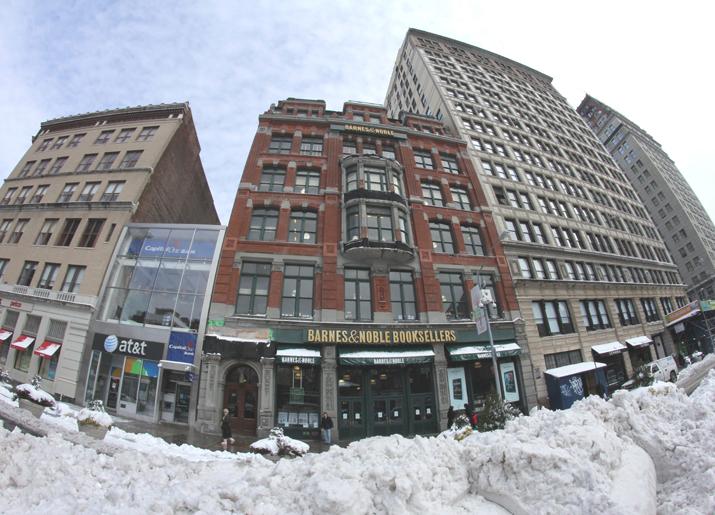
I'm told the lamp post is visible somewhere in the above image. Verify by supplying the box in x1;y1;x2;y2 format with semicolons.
472;284;502;401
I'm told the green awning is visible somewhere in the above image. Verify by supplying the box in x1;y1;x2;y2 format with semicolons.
338;346;434;366
447;343;521;362
275;346;321;365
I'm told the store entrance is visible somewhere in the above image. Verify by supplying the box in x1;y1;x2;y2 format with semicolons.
338;365;437;440
223;365;259;434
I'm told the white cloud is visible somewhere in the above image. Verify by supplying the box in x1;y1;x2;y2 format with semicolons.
0;0;713;225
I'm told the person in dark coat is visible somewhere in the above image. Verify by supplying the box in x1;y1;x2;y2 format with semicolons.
221;408;235;449
321;412;334;445
447;406;455;429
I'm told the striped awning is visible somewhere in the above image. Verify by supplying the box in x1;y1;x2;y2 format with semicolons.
34;341;61;359
10;335;34;351
0;330;12;342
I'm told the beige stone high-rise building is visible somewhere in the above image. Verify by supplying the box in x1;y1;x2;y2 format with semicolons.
0;103;218;401
384;29;687;408
578;95;715;301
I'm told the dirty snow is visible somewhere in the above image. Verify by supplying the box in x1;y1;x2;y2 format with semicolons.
1;370;715;513
15;383;56;406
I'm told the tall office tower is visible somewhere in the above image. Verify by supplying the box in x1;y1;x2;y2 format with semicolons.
201;98;522;440
0;103;219;401
385;29;687;408
578;95;715;301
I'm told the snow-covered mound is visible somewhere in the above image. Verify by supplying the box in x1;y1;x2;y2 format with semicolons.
250;427;310;456
76;407;113;428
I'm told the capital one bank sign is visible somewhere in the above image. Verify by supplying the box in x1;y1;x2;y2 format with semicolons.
92;332;164;361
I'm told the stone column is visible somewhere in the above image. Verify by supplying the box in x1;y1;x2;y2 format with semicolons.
196;353;221;432
257;357;275;438
432;343;449;432
321;345;338;439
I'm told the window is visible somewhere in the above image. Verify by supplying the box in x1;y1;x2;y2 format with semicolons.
37;263;60;289
136;126;158;142
532;300;575;336
18;261;38;286
366;207;393;241
391;175;403;196
451;186;471;209
14;186;31;205
414;150;434;170
14;315;40;372
462;225;484;255
1;188;16;205
398;215;409;244
430;222;454;253
119;150;142;168
300;138;323;156
295;169;320;194
641;298;660;322
0;219;12;243
100;181;124;202
364;168;388;191
504;219;519;240
97;152;119;170
269;137;292;154
258;168;285;192
78;182;100;202
532;258;547;279
441;154;460;174
56;219;81;246
288;211;317;244
19;161;36;177
39;319;66;381
51;136;67;150
38;138;53;151
78;218;105;247
390;271;417;321
382;146;396;160
57;183;77;202
248;208;278;240
518;257;532;278
281;264;314;318
346;206;360;241
8;219;28;243
115;128;136;143
49;157;68;175
34;219;58;245
544;350;582;370
660;297;674;315
31;185;49;204
422;182;444;206
362;144;376;155
580;300;612;331
615;299;639;326
75;154;97;173
236;262;271;315
34;159;50;176
0;259;8;280
67;134;85;147
94;130;114;144
345;167;358;192
439;271;468;319
344;268;371;320
61;265;85;293
342;141;357;155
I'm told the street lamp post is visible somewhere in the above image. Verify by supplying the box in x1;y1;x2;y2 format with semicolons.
472;284;502;401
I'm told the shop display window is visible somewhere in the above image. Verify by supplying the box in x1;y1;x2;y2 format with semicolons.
276;365;320;429
469;361;497;411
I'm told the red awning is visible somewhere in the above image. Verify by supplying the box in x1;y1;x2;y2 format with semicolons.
34;341;61;359
0;330;12;342
10;335;34;351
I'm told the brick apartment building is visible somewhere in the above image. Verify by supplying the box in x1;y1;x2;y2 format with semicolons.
0;103;219;403
198;98;524;440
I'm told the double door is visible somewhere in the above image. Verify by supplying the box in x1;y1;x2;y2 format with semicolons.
224;383;258;434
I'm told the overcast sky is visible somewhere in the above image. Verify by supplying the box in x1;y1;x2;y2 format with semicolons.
1;1;713;225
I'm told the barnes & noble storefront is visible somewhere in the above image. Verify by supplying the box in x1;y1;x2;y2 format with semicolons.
267;324;523;441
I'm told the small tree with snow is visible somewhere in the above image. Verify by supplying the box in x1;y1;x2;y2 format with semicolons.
478;393;521;432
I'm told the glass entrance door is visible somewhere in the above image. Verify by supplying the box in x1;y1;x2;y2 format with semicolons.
368;368;406;436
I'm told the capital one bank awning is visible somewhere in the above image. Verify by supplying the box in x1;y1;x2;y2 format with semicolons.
446;342;521;361
338;346;434;366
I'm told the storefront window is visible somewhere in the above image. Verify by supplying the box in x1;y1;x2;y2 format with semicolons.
408;366;433;394
276;365;320;430
119;358;159;416
469;361;496;411
369;368;403;394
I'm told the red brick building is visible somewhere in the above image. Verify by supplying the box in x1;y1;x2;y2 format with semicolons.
197;98;525;440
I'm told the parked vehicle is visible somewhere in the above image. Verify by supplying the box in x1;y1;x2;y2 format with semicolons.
643;356;679;383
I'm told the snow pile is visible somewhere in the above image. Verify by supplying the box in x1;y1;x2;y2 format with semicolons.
0;382;18;407
40;403;79;432
250;427;310;456
77;407;113;428
15;383;56;407
677;352;715;383
104;427;264;463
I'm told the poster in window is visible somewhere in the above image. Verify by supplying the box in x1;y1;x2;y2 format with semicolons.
447;367;467;409
277;411;288;426
309;412;319;428
499;361;520;403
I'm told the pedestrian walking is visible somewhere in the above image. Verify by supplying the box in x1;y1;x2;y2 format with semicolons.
321;412;334;445
221;408;235;450
447;406;455;429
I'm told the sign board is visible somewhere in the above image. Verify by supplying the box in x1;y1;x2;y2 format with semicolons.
166;332;197;364
208;319;225;327
92;332;164;361
499;361;520;403
0;297;34;312
447;367;467;410
665;301;700;325
475;309;488;335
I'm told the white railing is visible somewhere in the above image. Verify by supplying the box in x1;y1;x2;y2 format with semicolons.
0;283;98;307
